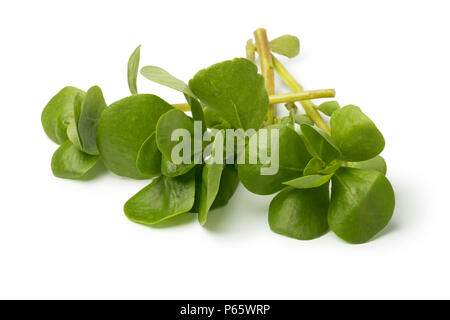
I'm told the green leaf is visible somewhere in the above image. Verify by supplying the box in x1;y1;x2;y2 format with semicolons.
136;132;161;177
269;35;300;58
51;140;99;179
41;86;85;145
294;114;314;126
140;65;195;97
238;125;312;195
328;167;395;244
301;123;341;164
184;94;206;132
77;86;107;155
198;162;224;225
161;154;196;177
317;101;340;116
156;109;202;164
127;45;141;95
269;185;329;240
284;173;333;189
124;170;196;226
346;156;387;175
210;165;239;209
203;108;231;129
318;161;343;175
66;93;84;150
331;105;385;161
189;58;269;130
303;158;325;176
97;94;173;179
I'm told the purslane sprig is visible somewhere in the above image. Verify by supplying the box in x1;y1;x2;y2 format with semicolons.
41;28;395;244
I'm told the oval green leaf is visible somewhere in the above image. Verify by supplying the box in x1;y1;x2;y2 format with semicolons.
77;86;107;155
317;101;340;116
140;65;195;97
41;86;85;145
136;132;161;177
124;170;196;226
331;105;385;161
97;94;173;179
161;155;196;178
198;162;224;225
269;185;329;240
269;35;300;58
328;167;395;244
189;58;269;130
284;173;333;189
238;125;312;195
51;140;99;179
210;165;239;209
127;45;141;95
303;157;325;176
346;156;387;175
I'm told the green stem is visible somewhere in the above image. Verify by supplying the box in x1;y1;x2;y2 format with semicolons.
254;28;276;125
272;55;331;134
172;89;335;112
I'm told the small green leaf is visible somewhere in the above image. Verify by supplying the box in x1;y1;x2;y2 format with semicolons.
156;109;202;164
124;170;196;226
136;132;161;177
303;158;325;176
269;35;300;58
161;155;196;177
210;165;239;209
301;123;341;164
51;140;99;179
317;101;340;116
318;161;343;175
238;125;312;195
346;156;387;175
140;65;195;97
198;162;224;225
66;94;84;150
269;185;329;240
284;173;333;189
329;167;395;244
294;114;314;126
41;87;85;144
77;86;107;155
331;105;385;161
189;58;269;130
184;94;206;132
127;45;141;95
97;94;173;179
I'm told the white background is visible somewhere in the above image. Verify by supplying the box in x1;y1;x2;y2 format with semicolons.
0;0;449;299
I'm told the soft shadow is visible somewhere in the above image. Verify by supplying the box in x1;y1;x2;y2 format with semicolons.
371;221;399;242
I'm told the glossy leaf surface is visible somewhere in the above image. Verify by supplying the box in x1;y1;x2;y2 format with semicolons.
331;105;385;161
140;65;195;97
269;185;329;240
124;170;196;225
301;123;340;164
97;94;173;179
127;45;141;95
284;173;333;189
41;87;85;144
136;133;161;177
238;125;312;195
189;58;269;130
317;101;340;116
328;167;395;244
346;156;387;175
51;141;99;179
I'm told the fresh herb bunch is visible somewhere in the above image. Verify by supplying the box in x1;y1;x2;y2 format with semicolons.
41;28;395;244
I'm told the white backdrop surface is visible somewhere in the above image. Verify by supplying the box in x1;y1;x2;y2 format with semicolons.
0;0;449;299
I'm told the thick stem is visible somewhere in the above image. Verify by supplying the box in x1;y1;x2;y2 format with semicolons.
272;55;331;134
254;28;275;124
172;89;335;112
